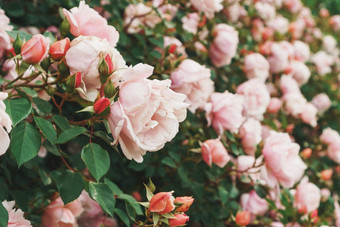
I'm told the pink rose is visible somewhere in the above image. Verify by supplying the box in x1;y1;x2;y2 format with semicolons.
255;2;275;20
190;0;223;19
241;190;268;216
169;214;190;226
330;15;340;31
268;16;289;34
2;201;32;227
267;97;282;114
284;0;303;13
205;91;244;134
320;128;340;145
239;118;262;156
108;64;188;163
236;155;261;182
261;131;307;188
236;79;270;119
0;9;12;56
225;3;246;23
158;36;187;58
170;59;214;113
293;40;310;62
244;53;270;82
201;139;230;168
268;42;290;73
63;1;119;46
182;13;200;34
284;93;307;117
0;92;12;156
300;103;317;127
288;60;311;85
209;24;239;67
312;93;331;114
65;36;126;101
311;51;334;75
21;34;50;64
294;178;321;213
323;35;337;54
289;19;305;40
280;75;301;95
149;192;175;214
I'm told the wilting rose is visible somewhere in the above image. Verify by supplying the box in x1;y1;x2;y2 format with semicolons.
243;53;270;82
261;131;307;188
190;0;223;19
311;93;331;115
300;103;317;127
239;118;262;156
0;92;12;156
205;91;244;134
182;13;200;34
294;178;321;213
241;190;268;216
288;60;311;85
21;34;50;64
108;64;188;163
149;192;175;214
2;201;32;227
201;139;230;168
169;214;190;226
174;196;194;212
63;1;119;46
170;59;214;113
65;36;126;101
293;40;310;62
209;24;239;67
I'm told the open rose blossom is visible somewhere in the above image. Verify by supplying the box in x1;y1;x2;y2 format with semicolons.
205;91;244;134
149;192;175;214
311;93;331;115
182;13;200;34
261;131;307;188
244;53;270;82
241;190;268;217
174;196;194;212
190;0;223;19
293;40;310;62
169;214;190;226
209;24;239;67
21;34;50;64
288;60;311;85
170;59;214;113
0;8;13;55
320;128;340;163
2;201;32;227
267;97;282;114
294;178;321;213
65;36;126;101
239;118;262;156
63;1;119;46
108;64;188;163
201;139;230;168
300;103;318;127
0;92;12;156
268;42;290;73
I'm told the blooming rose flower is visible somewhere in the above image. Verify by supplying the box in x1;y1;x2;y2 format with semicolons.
293;40;310;62
288;60;311;85
63;1;119;46
323;35;337;55
261;131;307;188
2;201;32;227
241;190;268;216
320;128;340;163
169;214;190;226
108;64;188;163
209;24;239;67
236;155;262;182
190;0;223;19
0;8;13;57
156;36;187;59
0;92;12;156
225;3;246;23
243;53;270;82
267;97;282;114
255;2;276;20
284;92;307;117
236;79;270;119
239;118;262;156
182;13;200;34
174;196;194;212
311;51;334;75
65;36;126;101
268;16;289;34
280;74;301;95
268;42;290;73
149;192;175;214
21;34;50;64
284;0;303;13
205;91;244;134
330;15;340;31
311;93;331;115
294;178;321;213
201;139;230;168
300;103;317;127
170;59;214;113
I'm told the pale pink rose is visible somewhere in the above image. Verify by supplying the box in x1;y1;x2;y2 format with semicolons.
327;141;340;163
261;131;307;188
225;3;246;23
241;190;268;216
261;125;272;141
170;59;214;113
284;93;307;117
0;9;12;56
311;93;331;115
190;0;223;19
300;103;318;127
63;1;119;46
251;19;265;42
160;36;187;58
0;92;12;156
244;53;270;82
268;42;290;73
194;42;208;53
2;201;32;227
293;40;310;62
201;139;230;168
284;0;302;13
268;16;289;34
294;178;321;213
280;75;301;95
205;91;244;134
289;19;305;40
320;188;330;201
311;51;334;75
209;24;239;67
288;60;311;85
255;2;276;20
156;3;178;21
236;155;262;182
236;79;270;119
271;222;284;227
182;13;200;34
239;118;262;156
267;98;282;114
108;64;188;163
323;35;337;55
65;36;126;101
330;15;340;31
320;128;340;145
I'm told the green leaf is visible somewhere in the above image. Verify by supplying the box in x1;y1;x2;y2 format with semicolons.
161;157;176;168
10;121;41;167
104;179;123;195
125;200;136;220
218;186;229;204
114;208;130;226
52;115;70;131
38;169;52;186
81;143;110;181
150;50;162;59
57;171;84;204
33;97;52;114
118;194;143;215
89;182;115;216
153;213;160;227
4;98;32;127
0;202;8;227
254;185;269;199
34;117;57;144
56;126;87;144
7;30;31;41
144;184;154;201
149;37;164;48
43;140;60;156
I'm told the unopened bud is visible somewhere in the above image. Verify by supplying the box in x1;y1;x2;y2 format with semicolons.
104;81;116;98
99;54;113;84
49;38;70;61
57;59;70;80
13;35;23;55
321;169;333;181
41;58;51;72
94;97;110;114
301;148;312;159
60;18;70;37
66;72;82;91
46;86;55;96
168;44;177;54
236;211;250;226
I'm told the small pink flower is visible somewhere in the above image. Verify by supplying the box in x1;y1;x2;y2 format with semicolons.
244;53;270;82
2;201;32;227
311;93;331;115
190;0;223;19
182;13;200;34
300;103;318;127
21;34;50;64
294;178;321;213
201;139;230;168
267;98;282;114
239;118;262;156
293;40;310;62
241;190;268;216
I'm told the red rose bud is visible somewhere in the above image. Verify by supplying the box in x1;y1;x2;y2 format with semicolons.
174;196;194;212
149;192;175;214
169;214;189;227
168;44;177;54
99;54;113;84
321;169;333;181
198;15;206;28
236;211;250;226
94;97;110;114
49;38;70;60
301;148;312;159
66;72;82;90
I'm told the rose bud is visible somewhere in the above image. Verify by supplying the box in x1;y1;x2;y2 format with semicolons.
94;97;110;114
174;196;194;212
201;139;230;168
21;34;50;64
57;59;70;78
149;192;175;214
104;80;116;98
301;148;312;159
236;211;250;226
49;38;70;60
66;72;82;90
99;54;114;84
13;35;23;55
168;44;177;54
321;169;333;181
132;191;142;202
169;214;190;227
